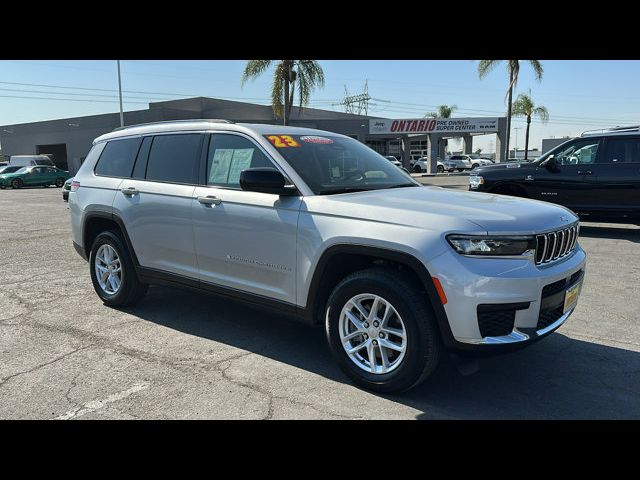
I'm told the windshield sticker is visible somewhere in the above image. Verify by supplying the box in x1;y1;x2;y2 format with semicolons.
266;135;301;148
300;135;334;144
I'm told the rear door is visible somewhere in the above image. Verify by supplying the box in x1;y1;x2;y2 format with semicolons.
590;136;640;215
113;133;203;279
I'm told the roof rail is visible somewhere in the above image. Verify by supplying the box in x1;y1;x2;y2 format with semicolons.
113;119;234;132
581;125;640;137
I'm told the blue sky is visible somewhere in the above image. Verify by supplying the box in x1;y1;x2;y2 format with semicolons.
1;60;638;153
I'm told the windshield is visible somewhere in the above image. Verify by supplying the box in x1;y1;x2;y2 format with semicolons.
0;166;20;174
265;134;418;194
15;167;30;174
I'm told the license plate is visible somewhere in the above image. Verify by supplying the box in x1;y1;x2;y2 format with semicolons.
563;280;582;313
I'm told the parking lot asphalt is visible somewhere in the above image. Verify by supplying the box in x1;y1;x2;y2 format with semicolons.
1;185;639;419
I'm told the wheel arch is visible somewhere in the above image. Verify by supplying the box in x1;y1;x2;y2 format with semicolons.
301;244;456;347
83;211;140;267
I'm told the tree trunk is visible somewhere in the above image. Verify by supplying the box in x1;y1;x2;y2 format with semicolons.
524;116;531;161
505;68;513;160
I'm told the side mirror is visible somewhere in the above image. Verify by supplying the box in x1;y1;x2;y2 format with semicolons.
240;168;297;195
542;154;557;170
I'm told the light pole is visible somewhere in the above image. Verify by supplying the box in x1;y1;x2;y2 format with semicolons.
513;127;521;158
117;60;124;127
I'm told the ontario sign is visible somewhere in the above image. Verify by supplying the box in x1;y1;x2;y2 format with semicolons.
369;117;500;135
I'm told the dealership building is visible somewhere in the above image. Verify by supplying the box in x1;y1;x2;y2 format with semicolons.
0;96;508;175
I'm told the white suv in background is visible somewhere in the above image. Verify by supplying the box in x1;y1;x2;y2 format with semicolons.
68;120;586;392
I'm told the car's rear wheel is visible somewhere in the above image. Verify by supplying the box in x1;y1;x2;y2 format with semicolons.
325;268;441;393
11;179;23;189
89;230;148;307
437;165;444;173
457;168;464;172
55;178;65;187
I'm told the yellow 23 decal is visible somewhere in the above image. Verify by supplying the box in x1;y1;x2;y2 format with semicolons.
267;135;300;148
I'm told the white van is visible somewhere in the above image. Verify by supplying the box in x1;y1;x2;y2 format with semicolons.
9;155;56;167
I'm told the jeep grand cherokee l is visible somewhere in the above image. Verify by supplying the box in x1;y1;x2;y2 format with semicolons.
469;125;640;223
69;120;586;392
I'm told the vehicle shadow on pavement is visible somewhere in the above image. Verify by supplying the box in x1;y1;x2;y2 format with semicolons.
131;285;640;419
579;224;640;243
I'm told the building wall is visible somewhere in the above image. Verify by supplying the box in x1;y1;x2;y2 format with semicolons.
0;97;375;175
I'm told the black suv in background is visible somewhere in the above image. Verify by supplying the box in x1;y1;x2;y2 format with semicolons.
469;126;640;223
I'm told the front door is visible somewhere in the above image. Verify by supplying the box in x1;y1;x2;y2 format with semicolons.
192;133;301;304
24;166;48;186
525;137;601;210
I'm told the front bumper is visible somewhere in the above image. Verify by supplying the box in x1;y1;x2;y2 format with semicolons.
428;243;586;349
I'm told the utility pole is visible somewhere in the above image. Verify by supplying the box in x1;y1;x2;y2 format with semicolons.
117;60;124;127
334;80;372;115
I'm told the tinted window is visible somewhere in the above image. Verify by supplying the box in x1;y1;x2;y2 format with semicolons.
601;138;640;163
95;138;142;178
207;134;274;187
145;134;201;184
555;139;600;165
132;136;152;180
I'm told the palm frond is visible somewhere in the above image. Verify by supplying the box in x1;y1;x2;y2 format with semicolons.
477;60;501;79
533;106;549;122
241;60;272;87
271;62;285;118
528;60;544;81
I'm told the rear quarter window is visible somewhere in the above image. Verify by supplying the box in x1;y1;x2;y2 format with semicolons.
94;137;142;178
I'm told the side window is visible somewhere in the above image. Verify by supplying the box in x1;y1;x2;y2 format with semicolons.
206;134;275;188
600;138;640;164
145;134;202;184
555;139;600;165
95;138;142;178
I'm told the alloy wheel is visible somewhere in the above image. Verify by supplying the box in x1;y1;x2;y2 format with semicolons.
94;244;122;295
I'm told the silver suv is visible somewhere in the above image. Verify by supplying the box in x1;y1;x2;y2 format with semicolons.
69;120;587;392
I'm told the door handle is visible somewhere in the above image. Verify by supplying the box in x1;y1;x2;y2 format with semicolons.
121;186;139;196
198;195;222;206
577;170;592;175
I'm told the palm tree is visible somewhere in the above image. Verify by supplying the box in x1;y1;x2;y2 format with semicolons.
241;60;325;125
511;93;549;161
477;60;543;161
426;104;457;118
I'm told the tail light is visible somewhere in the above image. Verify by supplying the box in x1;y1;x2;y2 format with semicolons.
70;180;80;192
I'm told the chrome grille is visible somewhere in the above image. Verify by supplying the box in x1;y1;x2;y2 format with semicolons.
535;224;579;266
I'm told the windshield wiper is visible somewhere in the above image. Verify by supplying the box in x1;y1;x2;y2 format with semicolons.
384;183;419;189
316;187;370;195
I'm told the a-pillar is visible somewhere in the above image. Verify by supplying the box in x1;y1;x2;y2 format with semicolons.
462;134;473;154
426;134;440;173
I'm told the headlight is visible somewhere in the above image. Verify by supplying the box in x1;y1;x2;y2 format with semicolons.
469;175;484;189
447;235;536;256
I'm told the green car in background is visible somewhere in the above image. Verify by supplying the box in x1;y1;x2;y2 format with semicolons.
0;165;71;189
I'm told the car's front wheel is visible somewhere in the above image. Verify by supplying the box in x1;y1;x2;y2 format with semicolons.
413;165;423;173
437;165;444;173
471;163;479;169
89;230;148;307
55;178;65;187
11;179;23;189
325;268;441;393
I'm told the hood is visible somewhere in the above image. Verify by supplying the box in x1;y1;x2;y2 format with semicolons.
302;185;578;235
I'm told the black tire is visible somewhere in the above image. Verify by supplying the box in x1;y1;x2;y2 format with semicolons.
413;165;423;173
11;179;23;189
471;163;479;169
457;168;464;172
89;230;148;307
437;165;444;173
325;268;441;393
55;178;65;187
